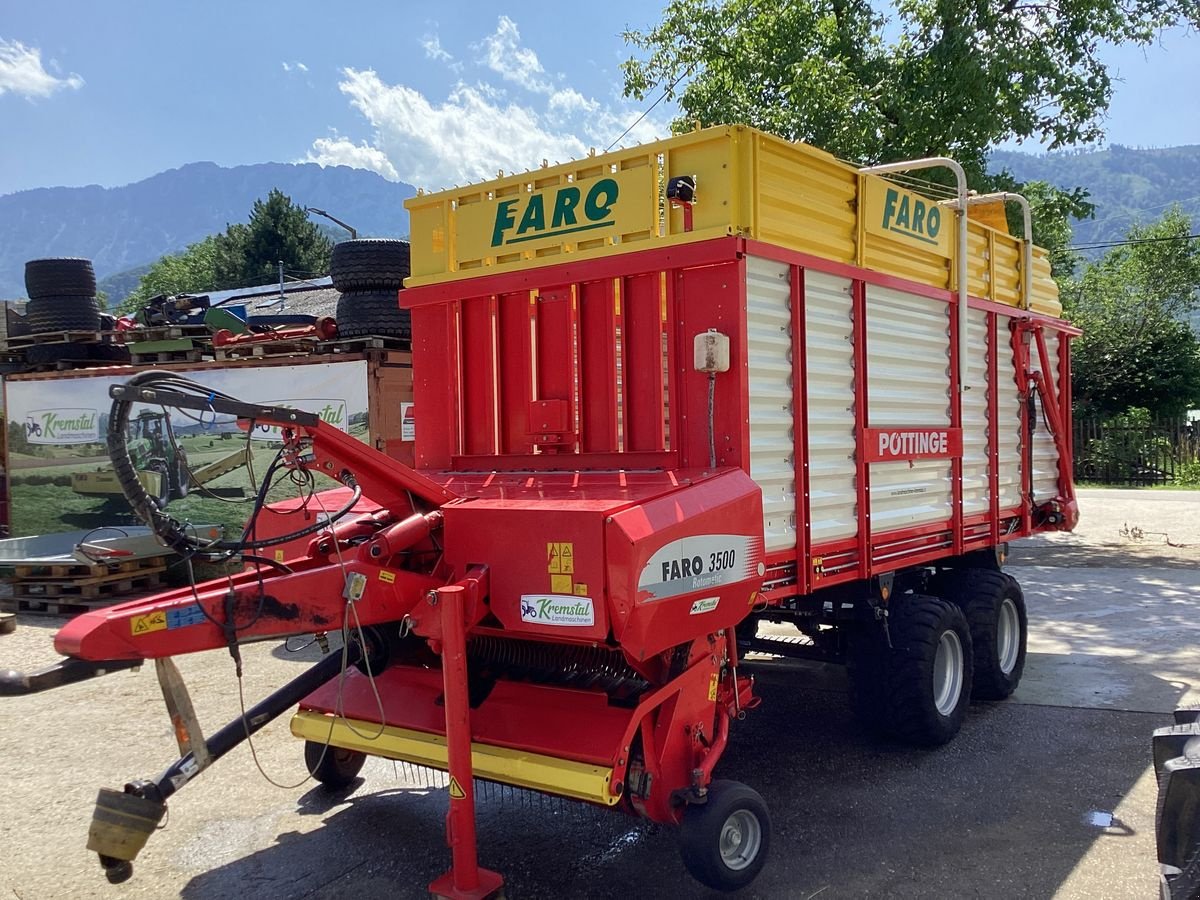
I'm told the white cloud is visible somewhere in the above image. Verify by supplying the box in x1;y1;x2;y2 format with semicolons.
306;17;670;190
0;38;83;99
282;61;308;73
477;16;552;94
305;136;400;181
326;68;589;187
421;34;452;62
548;87;598;117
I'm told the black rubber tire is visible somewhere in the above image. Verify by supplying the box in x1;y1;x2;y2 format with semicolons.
86;342;131;363
847;594;973;747
24;341;91;366
24;258;97;300
335;289;411;340
329;239;410;292
679;780;771;892
172;449;190;500
932;568;1028;700
305;740;366;789
1163;843;1200;900
25;296;101;333
146;461;171;508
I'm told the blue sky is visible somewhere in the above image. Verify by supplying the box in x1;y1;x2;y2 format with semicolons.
0;1;1196;197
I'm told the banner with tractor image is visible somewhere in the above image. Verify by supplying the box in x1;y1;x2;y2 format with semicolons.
4;360;370;538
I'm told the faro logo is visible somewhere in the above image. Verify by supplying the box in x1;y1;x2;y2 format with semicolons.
491;177;619;248
881;187;942;246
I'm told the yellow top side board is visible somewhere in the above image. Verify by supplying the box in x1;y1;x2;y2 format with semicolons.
405;125;1061;317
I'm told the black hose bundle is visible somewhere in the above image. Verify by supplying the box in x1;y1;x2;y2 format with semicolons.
108;370;362;559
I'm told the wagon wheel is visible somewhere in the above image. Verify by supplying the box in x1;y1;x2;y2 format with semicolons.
304;740;366;790
932;568;1028;700
679;779;772;891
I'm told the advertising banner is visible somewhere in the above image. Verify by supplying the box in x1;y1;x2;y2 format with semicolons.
4;361;370;537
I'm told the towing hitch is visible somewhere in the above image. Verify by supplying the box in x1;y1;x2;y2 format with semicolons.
88;640;359;884
0;656;142;696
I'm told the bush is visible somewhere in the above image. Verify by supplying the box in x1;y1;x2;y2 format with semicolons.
1178;461;1200;487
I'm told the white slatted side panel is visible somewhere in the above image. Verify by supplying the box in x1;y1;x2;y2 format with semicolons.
866;285;953;533
962;308;990;515
996;320;1024;511
1029;329;1063;500
806;272;858;543
746;256;797;553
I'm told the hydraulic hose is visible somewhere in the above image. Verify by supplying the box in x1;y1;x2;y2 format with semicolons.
107;371;362;556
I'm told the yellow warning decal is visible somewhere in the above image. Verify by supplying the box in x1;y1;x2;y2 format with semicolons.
379;570;396;584
448;776;466;799
573;583;589;596
550;573;573;594
131;611;167;636
547;542;574;574
707;673;719;702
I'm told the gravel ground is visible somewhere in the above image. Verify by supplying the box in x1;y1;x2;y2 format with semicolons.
0;487;1193;899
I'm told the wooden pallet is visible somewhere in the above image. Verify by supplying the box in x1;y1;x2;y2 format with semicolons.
1;329;111;351
129;348;206;364
5;568;166;601
6;554;170;581
0;587;164;618
315;335;410;353
121;323;211;343
213;339;319;361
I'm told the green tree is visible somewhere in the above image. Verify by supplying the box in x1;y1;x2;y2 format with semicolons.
621;0;1198;265
221;189;332;287
623;0;1200;178
120;190;333;314
119;235;222;314
1066;207;1200;417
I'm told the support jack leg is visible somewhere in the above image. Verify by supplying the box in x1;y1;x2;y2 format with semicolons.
428;584;503;900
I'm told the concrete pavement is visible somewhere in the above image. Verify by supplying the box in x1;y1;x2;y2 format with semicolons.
0;487;1195;898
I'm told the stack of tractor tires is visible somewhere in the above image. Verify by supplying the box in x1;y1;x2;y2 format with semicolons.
24;258;101;333
1154;708;1200;899
329;239;411;341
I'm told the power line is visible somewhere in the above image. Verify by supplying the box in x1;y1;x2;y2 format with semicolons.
1068;233;1200;251
1082;194;1200;229
605;0;761;152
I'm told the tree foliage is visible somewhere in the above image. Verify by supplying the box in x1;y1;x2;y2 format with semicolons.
1066;208;1200;417
621;0;1198;272
120;189;332;313
623;0;1199;177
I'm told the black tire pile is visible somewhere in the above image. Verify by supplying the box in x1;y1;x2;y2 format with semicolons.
20;257;128;366
24;258;101;333
329;239;412;341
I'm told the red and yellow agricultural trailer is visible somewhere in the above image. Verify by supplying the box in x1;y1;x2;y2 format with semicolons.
0;126;1076;896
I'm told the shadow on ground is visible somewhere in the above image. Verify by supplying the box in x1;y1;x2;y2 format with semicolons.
179;667;1167;899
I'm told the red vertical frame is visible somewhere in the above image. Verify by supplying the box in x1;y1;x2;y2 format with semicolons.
447;302;463;457
987;312;1001;545
579;279;619;452
497;290;534;453
790;264;811;595
949;294;963;556
1012;320;1033;533
460;296;496;455
852;279;871;578
623;273;665;452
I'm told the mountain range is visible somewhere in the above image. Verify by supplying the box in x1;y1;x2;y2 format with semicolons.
990;144;1200;248
0;162;415;300
0;144;1197;301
